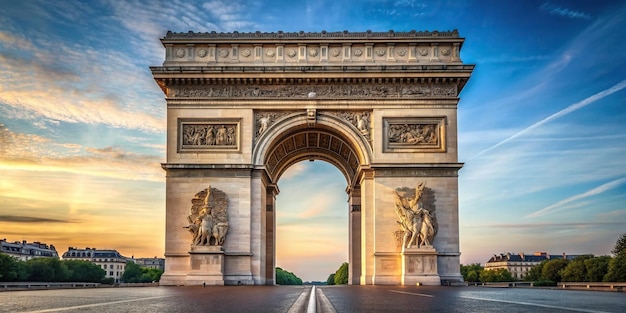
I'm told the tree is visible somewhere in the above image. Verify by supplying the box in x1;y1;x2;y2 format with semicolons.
275;267;302;285
611;233;626;256
326;273;335;285
559;255;592;282
584;256;611;282
333;262;348;285
460;263;482;282
64;260;106;283
541;259;568;283
479;268;513;282
604;253;626;282
121;261;143;283
0;254;27;282
524;261;544;282
26;258;69;282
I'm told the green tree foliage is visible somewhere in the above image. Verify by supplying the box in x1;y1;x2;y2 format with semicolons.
26;258;69;282
604;253;626;282
585;256;611;282
559;255;592;282
64;260;106;283
333;262;349;285
479;268;513;282
541;259;568;283
326;273;335;285
121;261;164;283
275;267;302;285
460;263;482;282
611;233;626;256
0;254;28;281
121;261;143;283
523;261;544;282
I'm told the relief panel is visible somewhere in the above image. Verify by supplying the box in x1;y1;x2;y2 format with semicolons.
178;119;241;153
383;117;446;153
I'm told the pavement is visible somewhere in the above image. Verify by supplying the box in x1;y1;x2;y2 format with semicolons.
0;284;624;313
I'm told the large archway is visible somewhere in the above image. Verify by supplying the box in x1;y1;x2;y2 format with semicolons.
152;29;474;286
253;112;371;284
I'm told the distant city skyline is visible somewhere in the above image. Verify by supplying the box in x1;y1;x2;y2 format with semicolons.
1;1;625;282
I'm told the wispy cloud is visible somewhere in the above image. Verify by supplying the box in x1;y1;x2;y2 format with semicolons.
470;79;626;159
540;2;591;19
0;125;163;182
0;215;79;223
0;30;165;133
527;178;626;218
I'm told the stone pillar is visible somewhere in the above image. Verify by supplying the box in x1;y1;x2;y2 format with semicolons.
250;172;266;285
360;171;375;284
348;187;362;285
265;184;278;285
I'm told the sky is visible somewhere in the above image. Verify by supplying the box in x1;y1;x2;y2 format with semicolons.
1;0;625;282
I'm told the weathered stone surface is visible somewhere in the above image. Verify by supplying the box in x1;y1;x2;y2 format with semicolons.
152;30;474;286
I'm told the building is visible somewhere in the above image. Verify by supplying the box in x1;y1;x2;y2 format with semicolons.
0;238;59;261
62;247;127;283
485;252;588;279
130;256;165;271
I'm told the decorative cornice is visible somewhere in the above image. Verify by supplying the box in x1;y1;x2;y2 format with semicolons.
163;29;461;41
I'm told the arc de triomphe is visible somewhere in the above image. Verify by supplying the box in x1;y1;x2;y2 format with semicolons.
151;30;474;286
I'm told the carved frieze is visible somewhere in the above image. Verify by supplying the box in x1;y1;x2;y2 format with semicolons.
383;117;446;153
169;83;457;99
178;119;240;152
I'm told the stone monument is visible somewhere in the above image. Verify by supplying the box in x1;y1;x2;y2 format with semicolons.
151;29;474;285
393;183;440;285
184;186;229;285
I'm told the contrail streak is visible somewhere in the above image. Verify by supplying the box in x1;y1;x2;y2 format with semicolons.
526;177;626;218
470;79;626;160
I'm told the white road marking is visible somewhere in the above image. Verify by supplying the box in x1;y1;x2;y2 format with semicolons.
458;295;611;313
287;286;311;313
306;285;317;313
19;295;171;313
389;290;435;298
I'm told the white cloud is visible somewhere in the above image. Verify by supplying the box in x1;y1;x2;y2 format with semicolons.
540;2;591;19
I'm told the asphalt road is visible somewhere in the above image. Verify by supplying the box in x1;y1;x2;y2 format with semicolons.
0;285;624;313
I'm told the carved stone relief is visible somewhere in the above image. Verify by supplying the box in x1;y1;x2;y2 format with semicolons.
169;83;457;99
393;182;438;249
185;186;229;246
327;111;371;140
254;111;294;139
383;117;446;152
179;119;239;152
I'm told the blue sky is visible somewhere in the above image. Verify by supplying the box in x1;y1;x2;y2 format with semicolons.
0;0;624;282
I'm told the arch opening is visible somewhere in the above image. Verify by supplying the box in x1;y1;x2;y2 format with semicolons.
275;160;349;283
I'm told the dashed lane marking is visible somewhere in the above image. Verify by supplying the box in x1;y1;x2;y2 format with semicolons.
389;290;435;298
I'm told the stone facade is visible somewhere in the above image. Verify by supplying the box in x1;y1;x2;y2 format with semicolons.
151;30;474;286
62;247;127;283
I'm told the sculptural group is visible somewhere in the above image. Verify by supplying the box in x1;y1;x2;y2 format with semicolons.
185;186;229;246
394;182;437;249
